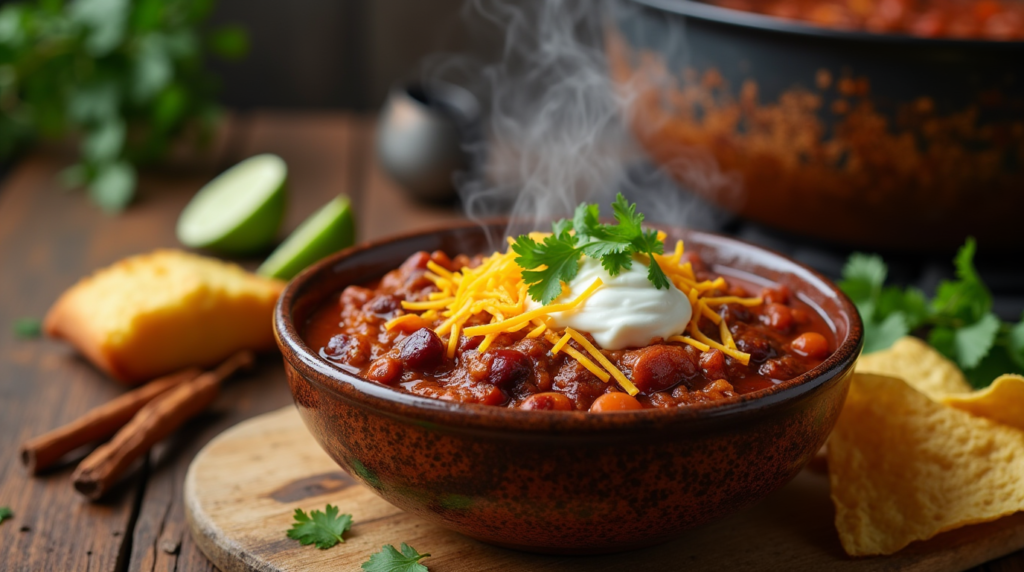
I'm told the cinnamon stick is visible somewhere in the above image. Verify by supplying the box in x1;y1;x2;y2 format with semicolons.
72;351;255;500
20;368;202;474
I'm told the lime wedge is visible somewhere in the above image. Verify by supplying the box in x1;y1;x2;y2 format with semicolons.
177;154;288;254
257;195;356;280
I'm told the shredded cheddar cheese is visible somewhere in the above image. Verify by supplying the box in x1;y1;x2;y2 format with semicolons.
392;237;763;396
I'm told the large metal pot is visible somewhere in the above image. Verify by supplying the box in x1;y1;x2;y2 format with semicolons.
607;0;1024;251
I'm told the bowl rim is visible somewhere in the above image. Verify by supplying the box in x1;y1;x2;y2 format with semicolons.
274;220;863;433
628;0;1024;49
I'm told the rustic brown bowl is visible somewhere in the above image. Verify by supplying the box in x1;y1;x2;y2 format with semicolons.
273;222;862;554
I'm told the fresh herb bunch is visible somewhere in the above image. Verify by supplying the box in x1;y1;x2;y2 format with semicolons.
511;193;669;304
361;543;431;572
286;504;352;549
0;0;247;211
840;238;1024;387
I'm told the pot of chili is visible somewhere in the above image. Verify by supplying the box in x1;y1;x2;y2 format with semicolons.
606;0;1024;252
273;211;863;553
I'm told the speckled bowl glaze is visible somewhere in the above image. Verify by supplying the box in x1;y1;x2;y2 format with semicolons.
274;222;862;554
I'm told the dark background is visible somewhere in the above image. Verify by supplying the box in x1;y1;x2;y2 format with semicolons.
206;0;499;111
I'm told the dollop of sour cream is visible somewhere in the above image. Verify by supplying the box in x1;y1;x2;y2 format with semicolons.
527;255;692;350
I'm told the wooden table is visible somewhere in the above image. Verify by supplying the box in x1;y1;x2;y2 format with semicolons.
0;112;1020;572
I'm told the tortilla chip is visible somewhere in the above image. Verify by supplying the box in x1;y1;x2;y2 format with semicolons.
828;373;1024;556
855;336;971;400
943;374;1024;432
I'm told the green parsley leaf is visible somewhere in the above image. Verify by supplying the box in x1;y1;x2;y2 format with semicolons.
13;317;42;339
511;232;581;305
361;543;431;572
0;506;12;524
286;504;352;549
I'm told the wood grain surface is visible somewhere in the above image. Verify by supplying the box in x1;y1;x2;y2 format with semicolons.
0;112;1019;572
186;406;1024;572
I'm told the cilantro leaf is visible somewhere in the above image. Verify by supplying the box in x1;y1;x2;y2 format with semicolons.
0;507;12;525
598;250;633;275
931;238;991;323
839;253;886;305
286;504;352;549
953;312;1001;370
574;201;633;270
1008;314;1024;370
841;239;1021;386
571;203;600;236
511;232;581;304
552;217;574;236
361;543;431;572
963;345;1021;390
611;193;644;237
512;194;673;301
862;309;910;354
646;257;670;290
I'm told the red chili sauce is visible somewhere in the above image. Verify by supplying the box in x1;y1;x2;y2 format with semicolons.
712;0;1024;40
303;250;835;411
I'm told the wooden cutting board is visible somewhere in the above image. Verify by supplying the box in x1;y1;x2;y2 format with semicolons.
185;407;1024;571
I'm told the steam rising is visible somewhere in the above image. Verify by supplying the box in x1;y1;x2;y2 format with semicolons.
421;0;734;246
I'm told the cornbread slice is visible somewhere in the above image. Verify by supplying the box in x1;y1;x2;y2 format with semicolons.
44;250;284;384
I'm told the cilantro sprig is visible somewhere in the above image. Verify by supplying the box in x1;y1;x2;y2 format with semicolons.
361;543;431;572
839;238;1024;388
0;506;12;525
512;193;669;304
286;504;352;549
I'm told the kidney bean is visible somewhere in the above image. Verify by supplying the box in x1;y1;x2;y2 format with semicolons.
400;251;432;272
627;344;698;394
486;349;532;389
366;357;403;384
399;328;445;370
718;302;750;323
733;325;776;363
363;294;401;317
459;335;483;353
323;333;370;366
519;392;573;411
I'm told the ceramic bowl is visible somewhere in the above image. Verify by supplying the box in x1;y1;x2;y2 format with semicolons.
273;222;862;554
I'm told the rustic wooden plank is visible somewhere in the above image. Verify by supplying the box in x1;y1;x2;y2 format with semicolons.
0;121;221;571
126;111;364;572
185;406;1024;572
352;116;465;242
0;116;235;571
